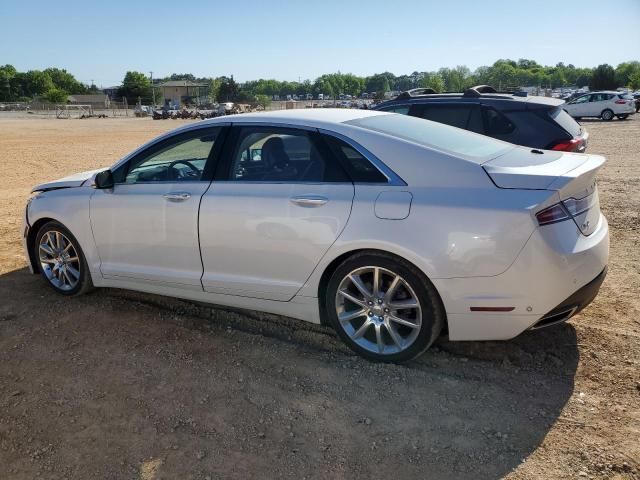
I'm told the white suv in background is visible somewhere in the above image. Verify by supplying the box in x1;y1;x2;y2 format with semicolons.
563;91;635;121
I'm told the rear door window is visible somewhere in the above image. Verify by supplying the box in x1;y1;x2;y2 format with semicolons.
408;104;475;129
481;106;515;135
226;127;349;183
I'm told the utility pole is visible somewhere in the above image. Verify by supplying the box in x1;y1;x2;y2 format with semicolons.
150;71;156;106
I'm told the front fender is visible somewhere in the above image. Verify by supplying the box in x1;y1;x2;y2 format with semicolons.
26;187;101;279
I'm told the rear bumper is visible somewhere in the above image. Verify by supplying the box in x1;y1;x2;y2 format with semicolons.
435;214;609;341
530;266;607;330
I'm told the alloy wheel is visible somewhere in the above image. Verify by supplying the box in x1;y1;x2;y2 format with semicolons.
335;266;422;355
38;230;81;291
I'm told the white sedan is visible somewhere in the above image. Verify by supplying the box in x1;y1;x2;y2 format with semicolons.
23;109;609;361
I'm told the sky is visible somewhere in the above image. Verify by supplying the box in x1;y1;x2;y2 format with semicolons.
1;0;639;87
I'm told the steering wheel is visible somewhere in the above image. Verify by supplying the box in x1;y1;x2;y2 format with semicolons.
169;159;201;180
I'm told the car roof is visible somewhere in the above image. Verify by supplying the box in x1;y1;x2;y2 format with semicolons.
200;108;388;128
376;92;564;108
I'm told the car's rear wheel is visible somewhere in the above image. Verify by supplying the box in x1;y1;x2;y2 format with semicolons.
616;114;628;120
325;252;444;362
601;109;614;121
34;221;93;296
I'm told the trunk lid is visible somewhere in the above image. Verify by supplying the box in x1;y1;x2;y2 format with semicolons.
483;147;605;236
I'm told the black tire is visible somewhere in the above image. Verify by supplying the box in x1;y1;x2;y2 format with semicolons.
34;221;93;296
601;109;614;121
616;114;628;120
324;251;445;362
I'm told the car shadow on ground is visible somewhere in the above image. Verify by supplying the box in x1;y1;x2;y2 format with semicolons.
0;267;579;479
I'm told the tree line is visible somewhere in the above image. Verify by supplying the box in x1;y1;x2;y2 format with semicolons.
2;59;639;105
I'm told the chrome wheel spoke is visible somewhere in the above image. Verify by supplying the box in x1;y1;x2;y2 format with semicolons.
374;324;384;353
352;319;372;339
40;243;55;256
386;323;403;349
62;269;73;286
389;298;419;310
384;275;401;303
338;308;366;323
388;314;420;329
338;289;368;308
66;256;79;263
66;265;80;280
372;267;380;297
349;274;372;299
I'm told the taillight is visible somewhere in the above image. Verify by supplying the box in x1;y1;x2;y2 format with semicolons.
536;191;598;231
614;99;627;104
536;204;570;225
551;138;581;152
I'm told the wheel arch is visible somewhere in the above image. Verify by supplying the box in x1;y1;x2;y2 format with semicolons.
26;217;58;273
316;248;448;333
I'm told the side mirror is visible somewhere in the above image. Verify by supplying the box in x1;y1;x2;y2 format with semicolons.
94;170;114;189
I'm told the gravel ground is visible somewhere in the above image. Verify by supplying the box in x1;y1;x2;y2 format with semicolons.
0;114;638;480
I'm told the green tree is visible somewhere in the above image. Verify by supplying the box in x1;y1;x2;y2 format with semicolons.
590;64;616;90
421;73;444;93
0;64;16;100
208;77;222;102
615;61;640;88
43;68;87;94
118;71;152;104
628;71;640;91
44;87;68;104
217;76;239;102
255;94;271;110
24;70;55;97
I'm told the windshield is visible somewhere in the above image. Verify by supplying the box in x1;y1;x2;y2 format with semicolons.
347;113;512;161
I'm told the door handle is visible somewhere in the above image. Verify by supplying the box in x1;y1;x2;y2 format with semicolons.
290;195;328;207
163;192;191;201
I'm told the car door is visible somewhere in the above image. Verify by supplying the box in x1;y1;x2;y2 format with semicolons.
586;93;607;116
90;126;225;289
199;125;355;301
565;94;591;117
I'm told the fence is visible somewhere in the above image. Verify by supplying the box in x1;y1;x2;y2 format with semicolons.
17;100;134;118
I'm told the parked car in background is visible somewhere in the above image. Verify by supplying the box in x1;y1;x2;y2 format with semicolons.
563;91;635;121
373;85;588;152
24;109;608;362
632;92;640;113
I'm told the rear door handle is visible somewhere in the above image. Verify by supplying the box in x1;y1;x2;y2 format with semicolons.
290;195;328;207
163;192;191;202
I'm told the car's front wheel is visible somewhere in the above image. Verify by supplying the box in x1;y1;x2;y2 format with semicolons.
601;109;614;121
34;221;93;296
325;252;444;362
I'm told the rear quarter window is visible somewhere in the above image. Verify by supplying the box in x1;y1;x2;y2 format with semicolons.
549;107;582;137
347;113;512;161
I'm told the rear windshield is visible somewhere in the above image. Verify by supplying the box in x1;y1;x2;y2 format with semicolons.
549;107;582;137
346;113;511;161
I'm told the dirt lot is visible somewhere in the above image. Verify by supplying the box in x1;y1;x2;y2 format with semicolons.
0;114;638;480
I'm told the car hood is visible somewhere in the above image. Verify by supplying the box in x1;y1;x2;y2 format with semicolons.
31;168;104;193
